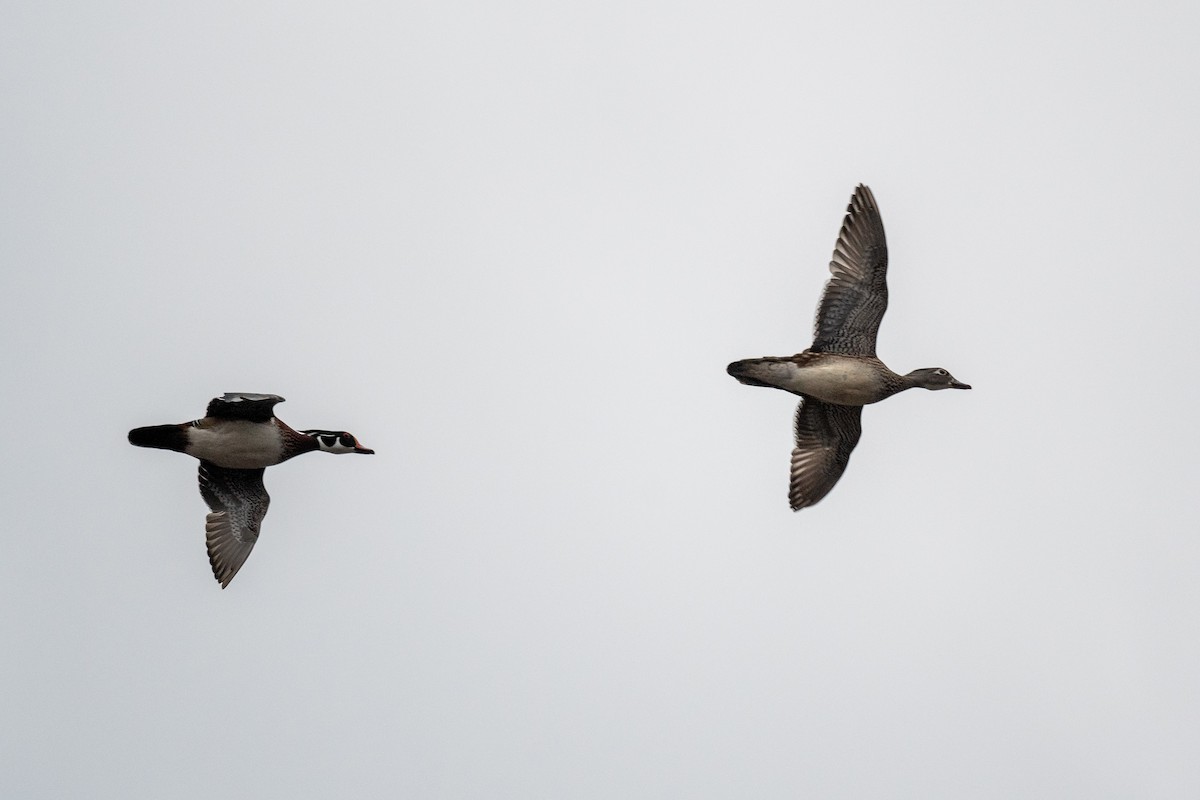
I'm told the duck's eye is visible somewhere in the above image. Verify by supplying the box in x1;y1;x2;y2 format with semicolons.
339;434;355;448
935;369;947;376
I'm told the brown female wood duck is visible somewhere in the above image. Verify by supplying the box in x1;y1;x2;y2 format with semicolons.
728;185;970;510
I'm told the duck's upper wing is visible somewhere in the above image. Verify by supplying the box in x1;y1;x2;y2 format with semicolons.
205;393;285;422
197;461;271;588
809;184;889;357
788;396;863;510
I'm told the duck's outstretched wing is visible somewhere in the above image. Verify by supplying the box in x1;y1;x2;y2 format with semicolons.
197;461;270;588
809;184;889;357
205;393;285;422
788;397;863;510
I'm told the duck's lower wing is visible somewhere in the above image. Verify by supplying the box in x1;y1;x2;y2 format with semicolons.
789;398;863;510
197;461;270;588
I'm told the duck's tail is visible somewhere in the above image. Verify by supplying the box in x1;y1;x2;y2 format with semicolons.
726;358;787;389
128;424;188;452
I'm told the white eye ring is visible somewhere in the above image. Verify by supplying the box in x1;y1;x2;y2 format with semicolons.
935;369;947;376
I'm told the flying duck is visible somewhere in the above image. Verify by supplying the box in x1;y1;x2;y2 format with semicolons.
128;393;374;587
727;185;970;510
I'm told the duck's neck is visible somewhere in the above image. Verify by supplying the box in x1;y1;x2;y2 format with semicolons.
885;370;920;398
279;424;320;462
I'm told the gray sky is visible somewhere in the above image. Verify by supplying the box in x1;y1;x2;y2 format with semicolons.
4;0;1199;797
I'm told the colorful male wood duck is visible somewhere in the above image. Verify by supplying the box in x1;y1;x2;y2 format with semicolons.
129;393;373;587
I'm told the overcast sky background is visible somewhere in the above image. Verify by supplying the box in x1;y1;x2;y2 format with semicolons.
4;1;1200;797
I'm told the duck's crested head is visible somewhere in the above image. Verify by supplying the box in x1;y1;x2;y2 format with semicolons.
302;429;375;454
905;367;971;391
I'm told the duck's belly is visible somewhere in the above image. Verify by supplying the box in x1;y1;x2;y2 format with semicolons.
780;359;885;405
185;421;285;469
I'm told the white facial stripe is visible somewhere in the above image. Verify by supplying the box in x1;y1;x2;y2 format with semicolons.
316;435;356;453
303;430;362;453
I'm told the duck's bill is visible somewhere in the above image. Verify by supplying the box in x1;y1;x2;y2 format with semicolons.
950;380;972;390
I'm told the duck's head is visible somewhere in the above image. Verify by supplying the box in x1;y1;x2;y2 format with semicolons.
905;367;971;391
303;430;375;454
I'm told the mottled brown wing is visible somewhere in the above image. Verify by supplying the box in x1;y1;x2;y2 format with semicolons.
809;185;889;357
197;461;270;588
789;398;863;510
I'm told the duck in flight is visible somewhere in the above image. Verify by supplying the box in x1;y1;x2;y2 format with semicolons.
727;185;970;510
128;393;374;587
